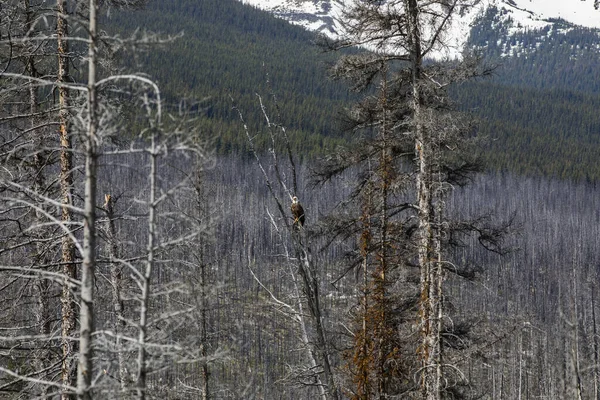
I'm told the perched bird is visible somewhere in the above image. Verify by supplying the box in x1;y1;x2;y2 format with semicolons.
291;196;305;228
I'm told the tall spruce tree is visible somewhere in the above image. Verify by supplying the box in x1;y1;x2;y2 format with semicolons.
320;1;503;398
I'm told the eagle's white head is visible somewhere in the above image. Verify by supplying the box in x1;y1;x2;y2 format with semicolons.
292;196;299;204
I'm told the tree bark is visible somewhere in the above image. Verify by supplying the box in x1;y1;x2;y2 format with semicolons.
136;125;158;400
295;242;339;400
200;258;210;400
592;285;599;400
25;0;53;396
57;1;78;397
192;170;211;399
104;194;128;392
405;0;440;398
77;0;98;397
376;73;390;400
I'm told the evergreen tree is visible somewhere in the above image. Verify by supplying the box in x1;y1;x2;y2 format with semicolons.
321;1;505;397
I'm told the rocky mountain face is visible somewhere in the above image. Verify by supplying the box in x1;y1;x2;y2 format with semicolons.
239;0;345;35
238;0;600;57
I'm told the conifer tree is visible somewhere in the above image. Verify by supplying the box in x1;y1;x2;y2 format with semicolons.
321;1;503;397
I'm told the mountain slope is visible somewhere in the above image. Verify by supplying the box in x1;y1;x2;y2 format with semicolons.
469;8;600;93
234;0;600;181
103;0;600;180
240;0;345;35
238;0;600;36
239;0;600;58
105;0;352;155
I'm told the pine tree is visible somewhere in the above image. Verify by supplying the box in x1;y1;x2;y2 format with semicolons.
322;1;502;397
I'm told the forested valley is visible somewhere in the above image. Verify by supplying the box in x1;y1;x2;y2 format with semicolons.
1;0;600;399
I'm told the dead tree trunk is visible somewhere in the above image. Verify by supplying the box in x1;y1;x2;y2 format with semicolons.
136;130;158;400
104;194;128;392
25;2;51;393
352;177;374;399
194;173;211;400
294;240;339;400
77;0;98;397
569;261;583;400
237;102;339;399
592;284;599;400
57;1;78;397
189;168;212;400
406;0;440;397
200;259;210;400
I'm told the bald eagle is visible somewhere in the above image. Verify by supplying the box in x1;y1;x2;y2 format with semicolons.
291;196;305;228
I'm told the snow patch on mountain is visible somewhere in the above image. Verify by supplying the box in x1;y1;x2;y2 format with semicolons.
239;0;600;56
504;0;600;29
240;0;345;35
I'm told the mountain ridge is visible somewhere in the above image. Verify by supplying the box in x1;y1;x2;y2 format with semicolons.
238;0;600;58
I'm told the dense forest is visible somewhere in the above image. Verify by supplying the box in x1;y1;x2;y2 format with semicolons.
462;6;600;180
104;0;353;157
1;0;600;399
104;0;600;181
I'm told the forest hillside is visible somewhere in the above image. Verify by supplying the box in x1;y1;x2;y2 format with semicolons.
0;0;599;399
104;0;600;181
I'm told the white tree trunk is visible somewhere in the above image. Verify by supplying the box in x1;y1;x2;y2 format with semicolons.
77;0;98;397
136;122;158;400
405;0;441;397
